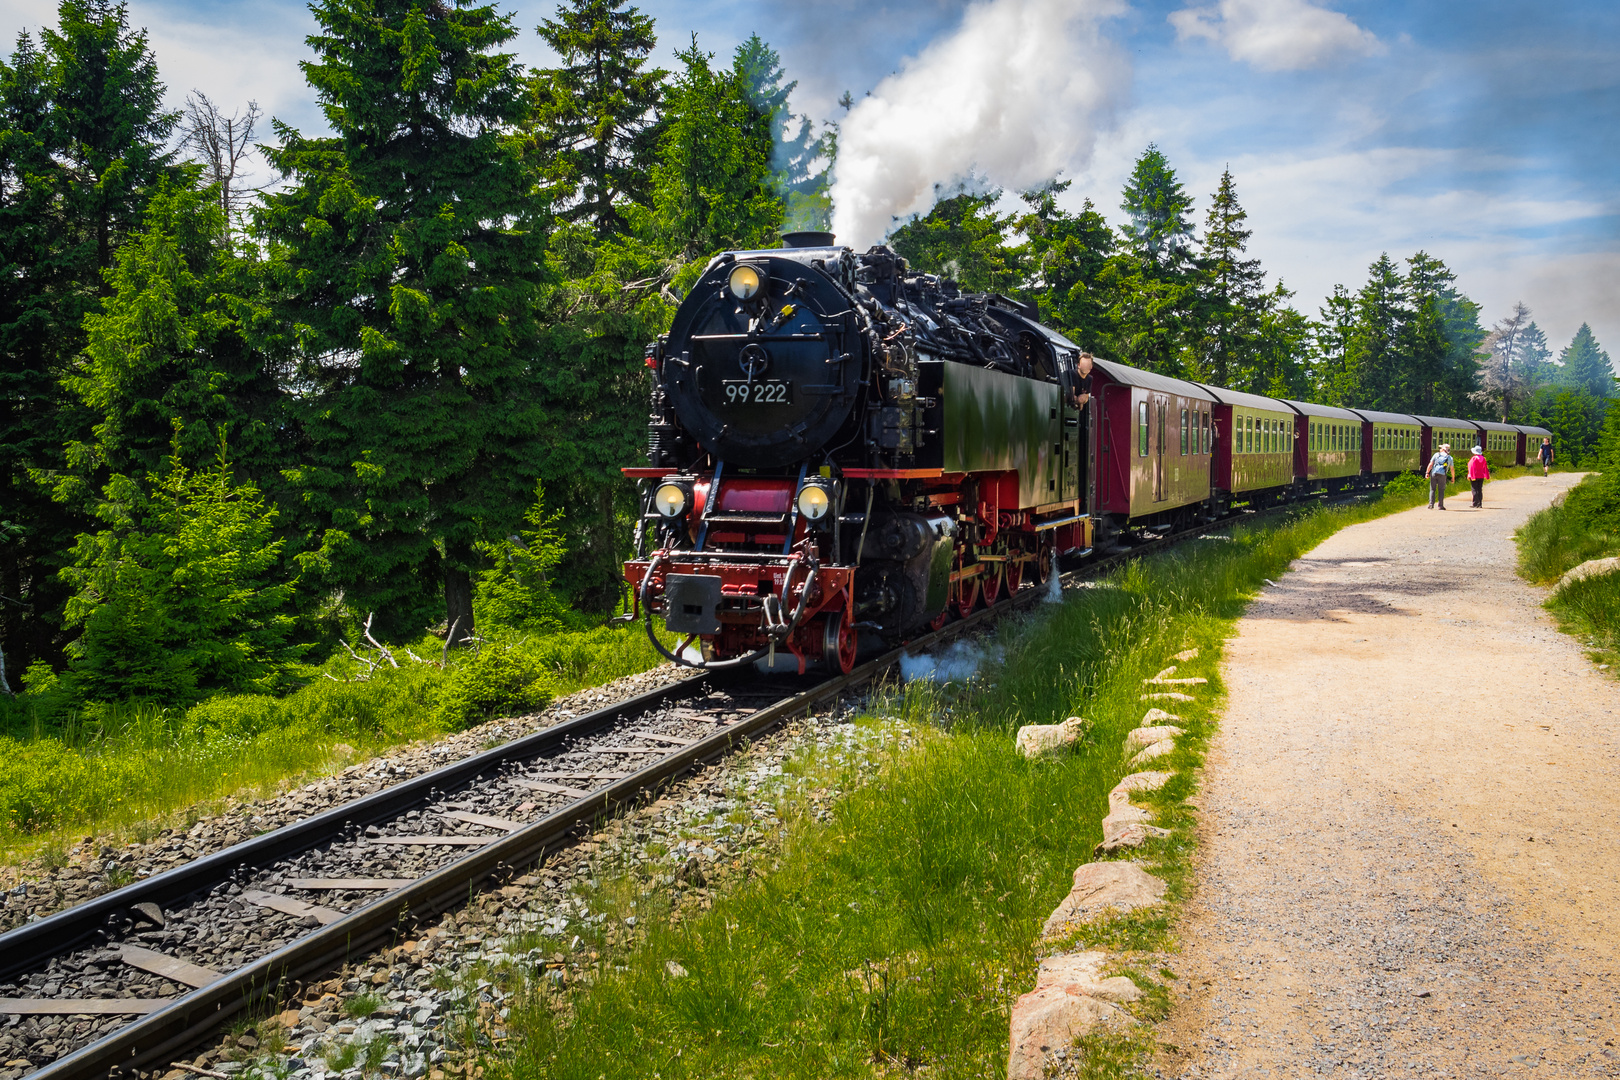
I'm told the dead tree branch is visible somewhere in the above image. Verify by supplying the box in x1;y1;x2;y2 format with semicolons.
362;613;399;668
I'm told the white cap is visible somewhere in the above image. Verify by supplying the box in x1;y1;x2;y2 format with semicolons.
1472;446;1482;454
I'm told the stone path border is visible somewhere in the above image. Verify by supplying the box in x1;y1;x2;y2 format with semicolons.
1008;646;1205;1078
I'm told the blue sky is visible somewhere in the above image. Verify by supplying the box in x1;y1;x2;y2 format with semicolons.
4;0;1615;356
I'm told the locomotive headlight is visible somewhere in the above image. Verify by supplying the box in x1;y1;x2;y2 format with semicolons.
797;481;832;522
654;482;689;518
728;263;764;301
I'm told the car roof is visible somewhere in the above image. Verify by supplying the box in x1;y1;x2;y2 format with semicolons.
1347;408;1423;425
1279;398;1363;422
1091;358;1217;401
1191;383;1293;412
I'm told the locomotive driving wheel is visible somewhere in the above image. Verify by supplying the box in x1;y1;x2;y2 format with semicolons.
951;554;982;618
1005;553;1025;596
980;559;1006;605
823;611;858;675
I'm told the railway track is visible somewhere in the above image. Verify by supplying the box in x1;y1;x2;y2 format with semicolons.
0;489;1367;1080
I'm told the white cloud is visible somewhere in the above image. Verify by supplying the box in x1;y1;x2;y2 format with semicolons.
829;0;1129;249
1169;0;1384;72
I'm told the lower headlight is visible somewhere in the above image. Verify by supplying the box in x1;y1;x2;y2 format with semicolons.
654;483;688;517
797;483;831;521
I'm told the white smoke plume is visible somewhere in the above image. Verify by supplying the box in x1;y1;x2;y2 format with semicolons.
1044;556;1064;603
899;640;1003;684
829;0;1129;249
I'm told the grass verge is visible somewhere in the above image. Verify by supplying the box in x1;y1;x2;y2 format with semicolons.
1515;466;1620;668
495;485;1434;1080
0;623;673;861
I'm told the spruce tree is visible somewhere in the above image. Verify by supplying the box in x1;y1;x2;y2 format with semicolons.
1253;281;1311;398
1518;321;1553;385
649;38;781;258
1197;168;1265;388
61;432;298;704
529;0;664;237
733;34;830;232
44;0;177;283
1404;251;1483;415
1559;323;1614;399
64;178;278;489
1099;146;1200;376
1013;180;1114;345
1312;284;1355;404
1119;144;1195;268
258;0;548;641
889;189;1021;293
1343;254;1406;409
0;32;66;674
1;2;176;674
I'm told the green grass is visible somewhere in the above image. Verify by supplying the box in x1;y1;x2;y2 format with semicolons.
0;622;674;860
1516;468;1617;585
1515;467;1620;666
497;488;1428;1080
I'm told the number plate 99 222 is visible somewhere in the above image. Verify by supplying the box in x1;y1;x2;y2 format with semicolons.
722;380;792;405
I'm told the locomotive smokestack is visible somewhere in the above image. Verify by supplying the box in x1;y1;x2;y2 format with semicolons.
781;231;836;249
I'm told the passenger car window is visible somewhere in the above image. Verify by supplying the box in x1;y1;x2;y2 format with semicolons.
1139;401;1148;456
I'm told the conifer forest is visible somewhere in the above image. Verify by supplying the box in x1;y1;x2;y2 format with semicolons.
1;0;1614;727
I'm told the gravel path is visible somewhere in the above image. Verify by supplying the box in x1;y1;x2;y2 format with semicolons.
1158;474;1620;1078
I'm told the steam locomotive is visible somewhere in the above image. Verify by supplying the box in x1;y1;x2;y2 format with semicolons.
622;233;1550;674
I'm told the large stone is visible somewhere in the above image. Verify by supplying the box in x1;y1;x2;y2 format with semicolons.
1140;707;1181;725
1036;952;1143;1003
1008;952;1138;1080
1095;812;1172;855
1124;725;1183;752
1557;556;1620;591
1127;740;1176;767
1108;771;1173;807
1016;716;1087;758
1141;692;1196;702
1041;861;1167;937
1173;647;1199;661
1144;676;1208;686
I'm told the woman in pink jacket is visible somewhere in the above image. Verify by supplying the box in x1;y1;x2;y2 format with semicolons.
1467;445;1490;507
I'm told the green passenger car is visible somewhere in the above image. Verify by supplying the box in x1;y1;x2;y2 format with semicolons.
1285;399;1363;483
1348;408;1422;476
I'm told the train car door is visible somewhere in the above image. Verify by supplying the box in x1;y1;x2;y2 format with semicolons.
1060;395;1082;504
1153;396;1167;501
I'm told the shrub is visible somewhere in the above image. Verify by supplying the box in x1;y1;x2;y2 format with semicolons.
434;641;563;730
59;435;302;706
474;483;591;635
1382;472;1426;498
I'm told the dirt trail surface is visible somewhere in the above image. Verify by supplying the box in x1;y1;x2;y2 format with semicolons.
1159;474;1620;1078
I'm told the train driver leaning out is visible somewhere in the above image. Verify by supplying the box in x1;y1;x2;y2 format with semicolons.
1072;351;1094;410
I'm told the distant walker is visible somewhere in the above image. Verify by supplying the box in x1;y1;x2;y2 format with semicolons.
1426;444;1455;510
1467;445;1490;508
